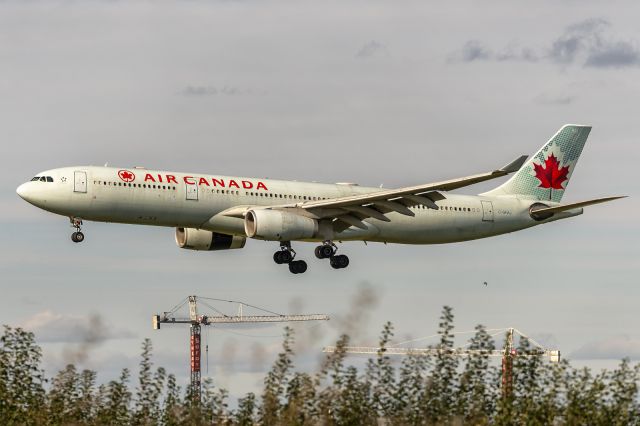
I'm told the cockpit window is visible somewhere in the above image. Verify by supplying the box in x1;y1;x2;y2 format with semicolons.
39;177;46;182
46;176;53;182
31;177;40;181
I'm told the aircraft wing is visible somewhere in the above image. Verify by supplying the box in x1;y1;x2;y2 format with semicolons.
283;155;526;230
221;155;527;231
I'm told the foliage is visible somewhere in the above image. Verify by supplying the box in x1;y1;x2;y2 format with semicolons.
1;307;639;425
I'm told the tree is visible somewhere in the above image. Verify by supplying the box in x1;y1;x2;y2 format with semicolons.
0;326;47;425
235;392;257;426
365;321;396;419
96;368;132;425
259;326;295;425
420;305;459;423
456;324;497;424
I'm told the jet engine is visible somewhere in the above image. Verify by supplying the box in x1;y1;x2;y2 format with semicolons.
244;209;317;241
175;228;246;251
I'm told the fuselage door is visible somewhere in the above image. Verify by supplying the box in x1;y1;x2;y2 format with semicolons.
74;171;87;193
186;184;198;201
481;200;494;222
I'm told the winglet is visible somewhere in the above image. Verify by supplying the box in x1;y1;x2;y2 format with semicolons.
499;155;528;173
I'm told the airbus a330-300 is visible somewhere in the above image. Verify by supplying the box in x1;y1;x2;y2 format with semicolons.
17;125;625;274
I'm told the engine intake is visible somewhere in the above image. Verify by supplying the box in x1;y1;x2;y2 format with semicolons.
175;228;246;251
244;209;317;241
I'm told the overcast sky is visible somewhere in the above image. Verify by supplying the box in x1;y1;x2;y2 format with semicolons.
1;0;638;400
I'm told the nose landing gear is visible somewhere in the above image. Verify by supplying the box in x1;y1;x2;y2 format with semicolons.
273;241;308;274
70;217;85;243
315;241;349;269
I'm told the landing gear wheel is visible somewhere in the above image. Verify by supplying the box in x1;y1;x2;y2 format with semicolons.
289;260;308;274
274;251;284;264
70;217;84;243
320;245;334;258
280;250;292;264
315;242;336;259
330;254;349;269
337;254;349;268
71;231;85;243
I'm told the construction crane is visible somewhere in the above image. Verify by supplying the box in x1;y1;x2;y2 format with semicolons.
323;327;559;398
154;295;329;401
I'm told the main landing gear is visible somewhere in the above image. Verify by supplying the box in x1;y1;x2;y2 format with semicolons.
273;241;308;274
70;217;85;243
315;241;349;269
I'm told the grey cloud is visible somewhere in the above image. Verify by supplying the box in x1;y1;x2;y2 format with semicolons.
534;93;576;106
22;311;135;344
459;40;491;62
496;46;538;62
331;282;380;344
182;85;263;97
570;335;640;360
585;41;640;68
549;18;609;64
454;41;537;63
455;18;640;69
22;312;135;365
355;40;386;58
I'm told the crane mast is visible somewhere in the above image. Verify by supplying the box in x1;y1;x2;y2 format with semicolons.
154;295;329;402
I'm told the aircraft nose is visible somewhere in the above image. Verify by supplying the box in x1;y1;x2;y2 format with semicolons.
16;182;32;201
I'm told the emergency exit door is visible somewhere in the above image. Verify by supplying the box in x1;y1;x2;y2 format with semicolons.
186;184;198;201
74;171;87;193
481;200;494;222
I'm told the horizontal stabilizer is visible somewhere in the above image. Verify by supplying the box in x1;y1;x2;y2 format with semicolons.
530;196;627;217
500;155;528;173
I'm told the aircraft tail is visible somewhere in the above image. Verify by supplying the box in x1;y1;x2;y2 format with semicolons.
482;124;591;202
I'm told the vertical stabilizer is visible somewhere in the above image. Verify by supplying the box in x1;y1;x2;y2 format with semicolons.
481;124;591;202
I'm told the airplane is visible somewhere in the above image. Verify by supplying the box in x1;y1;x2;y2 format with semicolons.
16;124;625;274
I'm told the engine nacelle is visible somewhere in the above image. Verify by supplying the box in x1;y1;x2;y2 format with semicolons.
244;209;317;241
175;228;246;251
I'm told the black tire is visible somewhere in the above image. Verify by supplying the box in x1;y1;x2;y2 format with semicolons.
280;250;293;264
315;246;323;259
320;245;334;259
330;256;340;269
288;262;299;274
296;260;307;273
75;232;85;243
71;232;78;243
337;254;349;268
273;251;284;264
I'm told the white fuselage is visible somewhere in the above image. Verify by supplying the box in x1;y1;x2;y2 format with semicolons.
16;166;581;244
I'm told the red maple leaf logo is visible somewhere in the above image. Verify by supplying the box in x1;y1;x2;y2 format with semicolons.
118;170;135;182
533;153;569;190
